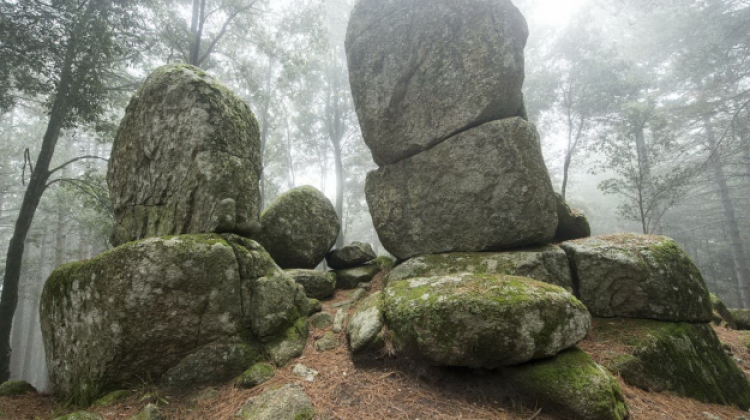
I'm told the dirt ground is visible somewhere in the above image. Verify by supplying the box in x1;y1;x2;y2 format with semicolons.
3;272;750;420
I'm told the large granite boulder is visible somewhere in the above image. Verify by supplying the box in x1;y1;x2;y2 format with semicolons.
286;269;337;300
326;241;377;269
589;318;750;409
40;234;308;405
346;0;529;166
366;118;557;260
386;246;573;292
730;308;750;330
503;348;629;420
384;274;590;368
254;186;340;269
554;193;591;241
107;65;261;247
561;234;712;322
335;264;382;289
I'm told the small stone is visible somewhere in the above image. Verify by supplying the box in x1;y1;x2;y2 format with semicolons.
130;404;162;420
307;299;322;315
326;242;377;269
332;309;347;333
308;312;334;329
350;288;367;302
292;364;319;382
93;389;131;406
236;383;315;420
0;380;36;397
711;294;737;329
315;332;339;352
235;363;275;389
358;282;372;291
730;308;750;330
54;412;104;420
702;413;721;420
331;300;353;309
335;265;381;289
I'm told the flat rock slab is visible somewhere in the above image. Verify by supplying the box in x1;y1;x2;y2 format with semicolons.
503;347;629;420
386;246;573;292
561;234;712;322
236;383;315;420
326;241;377;269
591;318;750;409
366;118;557;259
254;186;340;269
335;264;381;289
40;234;308;405
286;269;336;300
108;64;261;246
346;0;528;165
384;274;590;368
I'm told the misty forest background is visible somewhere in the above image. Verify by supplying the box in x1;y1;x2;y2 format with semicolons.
1;0;749;391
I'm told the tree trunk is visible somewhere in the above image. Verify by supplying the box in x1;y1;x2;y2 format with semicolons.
258;58;274;210
561;151;572;199
332;138;344;248
704;117;750;308
0;33;76;383
189;0;206;66
633;124;651;234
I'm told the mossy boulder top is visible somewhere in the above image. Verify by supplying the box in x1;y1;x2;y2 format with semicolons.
561;234;712;322
366;118;557;260
254;186;340;269
326;241;377;269
554;193;591;242
503;347;629;420
346;0;528;166
107;64;261;247
40;234;308;405
590;318;750;409
383;273;590;368
386;246;573;292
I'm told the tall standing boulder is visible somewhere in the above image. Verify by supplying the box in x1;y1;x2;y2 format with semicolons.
346;0;529;166
366;118;557;259
254;186;340;269
107;64;261;246
40;234;309;405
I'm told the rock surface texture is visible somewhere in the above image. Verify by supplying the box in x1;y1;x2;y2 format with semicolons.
40;234;308;405
236;384;315;420
254;186;340;269
286;269;337;300
335;264;382;289
366;118;557;259
554;193;591;241
386;246;573;292
326;241;377;269
346;0;529;166
107;65;261;246
504;348;629;420
591;318;750;409
561;234;713;322
384;274;590;368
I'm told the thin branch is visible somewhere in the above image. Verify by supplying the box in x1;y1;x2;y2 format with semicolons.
48;155;108;176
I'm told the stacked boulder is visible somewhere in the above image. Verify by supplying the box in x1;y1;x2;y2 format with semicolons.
326;241;381;289
40;65;310;405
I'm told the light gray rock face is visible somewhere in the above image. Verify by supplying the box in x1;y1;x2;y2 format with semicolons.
40;234;308;405
286;269;337;300
326;241;377;269
346;0;529;166
384;274;590;368
386;246;573;292
236;384;315;420
366;118;557;259
555;193;591;242
107;65;261;247
335;264;381;289
254;186;340;269
561;234;713;322
347;292;385;353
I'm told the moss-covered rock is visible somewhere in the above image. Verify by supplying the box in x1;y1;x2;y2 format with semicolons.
107;64;261;246
326;241;377;269
92;389;131;407
236;383;315;420
335;264;381;289
40;234;308;405
561;234;713;322
54;412;104;420
130;404;162;420
591;318;750;409
386;246;573;292
554;193;591;242
235;363;275;389
254;186;340;269
384;274;590;368
308;312;334;329
347;292;385;353
711;294;737;329
0;380;36;397
286;269;336;300
315;332;339;352
503;347;628;420
730;309;750;330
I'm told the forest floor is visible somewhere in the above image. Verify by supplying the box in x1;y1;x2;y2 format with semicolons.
3;271;750;420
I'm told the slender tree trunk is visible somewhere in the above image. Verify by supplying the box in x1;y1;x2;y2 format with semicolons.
189;0;206;66
332;138;344;248
704;117;750;308
258;58;274;209
54;164;68;268
0;33;76;383
633;124;652;233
